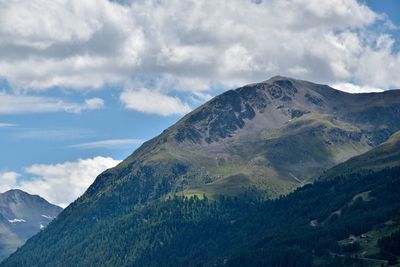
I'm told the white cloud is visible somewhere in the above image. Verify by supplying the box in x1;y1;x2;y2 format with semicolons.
84;98;104;110
0;171;20;192
120;89;191;116
0;0;143;89
0;0;397;94
355;35;400;89
71;138;143;149
332;83;384;94
0;93;104;114
0;157;121;208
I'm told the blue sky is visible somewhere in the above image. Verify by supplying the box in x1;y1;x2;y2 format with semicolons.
0;0;399;206
365;0;400;25
364;0;400;50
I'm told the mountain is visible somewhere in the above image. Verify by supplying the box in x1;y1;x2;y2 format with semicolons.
3;76;400;266
0;190;62;261
84;76;400;203
3;132;400;266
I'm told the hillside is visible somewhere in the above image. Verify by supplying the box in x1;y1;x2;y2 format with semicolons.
84;76;400;206
0;190;62;261
3;149;400;266
322;131;400;179
3;76;400;266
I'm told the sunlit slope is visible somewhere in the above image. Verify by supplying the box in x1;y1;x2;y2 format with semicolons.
83;77;400;203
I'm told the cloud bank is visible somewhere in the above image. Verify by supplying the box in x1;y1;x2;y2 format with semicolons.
0;93;104;114
0;0;399;105
0;0;399;209
0;157;121;207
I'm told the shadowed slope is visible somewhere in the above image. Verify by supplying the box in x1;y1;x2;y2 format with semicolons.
321;130;400;180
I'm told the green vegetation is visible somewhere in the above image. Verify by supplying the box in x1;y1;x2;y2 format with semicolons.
72;78;400;205
4;78;400;266
3;167;400;266
322;131;400;180
377;230;400;265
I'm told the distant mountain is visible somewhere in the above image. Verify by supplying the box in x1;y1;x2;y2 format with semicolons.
0;190;62;261
3;77;400;266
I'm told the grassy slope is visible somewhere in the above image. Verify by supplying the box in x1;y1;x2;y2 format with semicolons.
78;78;400;207
322;131;400;180
3;96;400;266
3;167;400;266
179;113;371;198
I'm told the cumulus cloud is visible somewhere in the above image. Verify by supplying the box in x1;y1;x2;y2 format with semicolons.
71;138;143;149
120;89;191;116
0;0;398;94
0;0;399;118
0;0;143;89
0;157;121;208
0;93;104;114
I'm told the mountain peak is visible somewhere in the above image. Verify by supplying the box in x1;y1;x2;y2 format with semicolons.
1;189;52;206
172;76;331;144
3;189;24;194
263;75;294;83
3;189;31;196
167;76;400;148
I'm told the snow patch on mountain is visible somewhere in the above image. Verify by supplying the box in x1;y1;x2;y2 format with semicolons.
8;218;26;223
